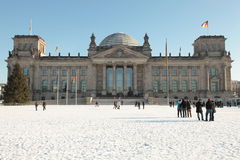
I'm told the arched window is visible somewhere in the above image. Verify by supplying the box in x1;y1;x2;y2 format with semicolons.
172;80;178;92
42;80;48;92
210;68;218;76
153;80;158;92
191;80;197;92
81;80;87;92
181;80;187;92
162;80;167;93
61;80;67;92
52;80;57;92
211;81;218;92
71;81;76;92
51;70;57;76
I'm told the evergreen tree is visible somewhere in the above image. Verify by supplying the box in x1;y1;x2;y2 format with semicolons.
3;63;30;104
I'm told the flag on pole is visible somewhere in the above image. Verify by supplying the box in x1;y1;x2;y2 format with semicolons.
201;21;208;28
29;20;32;35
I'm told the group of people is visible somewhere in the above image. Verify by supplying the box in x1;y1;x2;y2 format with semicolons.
135;101;145;109
176;98;216;121
35;101;46;111
113;100;122;109
176;99;192;118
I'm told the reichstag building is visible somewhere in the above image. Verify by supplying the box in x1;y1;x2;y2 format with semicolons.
6;33;233;101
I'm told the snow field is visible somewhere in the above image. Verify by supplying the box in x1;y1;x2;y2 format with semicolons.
0;105;239;160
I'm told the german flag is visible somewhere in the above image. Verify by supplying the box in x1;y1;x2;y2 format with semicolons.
201;21;208;28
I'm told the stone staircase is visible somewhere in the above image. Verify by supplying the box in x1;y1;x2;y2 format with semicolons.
92;98;146;105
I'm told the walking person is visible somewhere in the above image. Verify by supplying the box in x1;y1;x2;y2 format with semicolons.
35;101;38;111
138;101;141;110
205;98;213;121
42;101;46;111
142;101;145;109
113;101;117;109
195;99;204;121
95;101;99;107
186;100;192;117
176;99;182;118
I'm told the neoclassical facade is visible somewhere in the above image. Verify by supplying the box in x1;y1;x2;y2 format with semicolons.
6;33;233;101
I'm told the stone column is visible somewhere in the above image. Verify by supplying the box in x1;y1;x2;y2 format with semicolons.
102;64;106;95
200;66;204;91
133;64;138;95
124;65;127;96
92;64;97;97
206;66;210;91
188;67;191;91
223;65;227;91
178;69;181;91
113;65;116;95
228;66;232;91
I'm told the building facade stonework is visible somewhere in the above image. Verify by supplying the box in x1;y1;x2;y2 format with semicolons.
6;33;233;102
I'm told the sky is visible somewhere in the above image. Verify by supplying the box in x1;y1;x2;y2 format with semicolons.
0;0;239;83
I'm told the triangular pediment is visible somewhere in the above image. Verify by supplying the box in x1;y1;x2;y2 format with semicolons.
91;46;148;59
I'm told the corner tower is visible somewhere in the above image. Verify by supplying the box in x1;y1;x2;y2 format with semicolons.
192;36;227;57
10;35;46;58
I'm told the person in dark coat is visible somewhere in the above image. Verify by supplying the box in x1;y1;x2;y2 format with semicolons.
195;99;204;120
35;101;38;111
205;98;213;121
186;100;192;117
142;101;145;109
138;101;141;110
42;101;46;111
210;101;216;121
181;99;187;117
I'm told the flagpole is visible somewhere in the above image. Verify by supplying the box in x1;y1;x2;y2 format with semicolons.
75;74;77;105
57;69;60;105
66;70;69;105
165;39;169;106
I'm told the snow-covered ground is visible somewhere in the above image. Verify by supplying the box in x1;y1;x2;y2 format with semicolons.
0;105;239;160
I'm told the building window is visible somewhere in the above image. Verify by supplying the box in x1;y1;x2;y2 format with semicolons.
81;80;87;92
191;80;197;92
181;70;188;76
181;80;187;92
42;80;48;92
107;67;113;92
71;81;76;92
62;69;67;77
126;67;133;91
192;70;197;76
72;69;76;76
51;70;57;76
163;70;168;76
51;80;57;92
61;80;67;92
172;70;177;76
42;69;48;76
210;68;218;76
162;80;167;93
152;70;160;76
211;81;218;92
80;69;87;76
23;68;29;76
153;80;158;92
172;80;178;92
